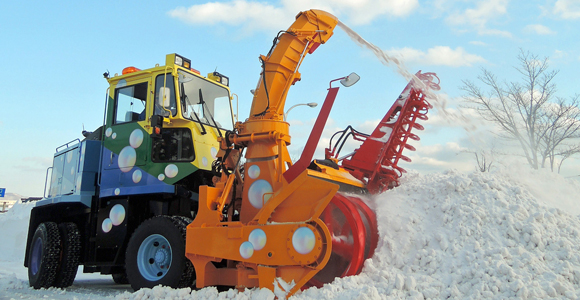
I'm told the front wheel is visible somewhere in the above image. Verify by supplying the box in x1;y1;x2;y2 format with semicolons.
125;216;195;290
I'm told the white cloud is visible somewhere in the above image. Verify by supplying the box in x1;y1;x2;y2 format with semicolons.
524;24;556;35
388;46;486;67
168;0;420;34
445;0;512;38
401;141;474;173
469;41;487;46
553;49;565;59
168;1;291;34
554;0;580;19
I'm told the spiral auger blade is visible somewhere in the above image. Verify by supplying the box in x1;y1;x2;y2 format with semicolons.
336;71;439;194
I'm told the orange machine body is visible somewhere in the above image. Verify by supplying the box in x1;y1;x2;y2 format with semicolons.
185;9;346;296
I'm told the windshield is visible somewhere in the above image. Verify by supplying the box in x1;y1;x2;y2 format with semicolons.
178;70;233;131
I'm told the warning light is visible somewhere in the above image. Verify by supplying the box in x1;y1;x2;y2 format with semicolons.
122;66;141;75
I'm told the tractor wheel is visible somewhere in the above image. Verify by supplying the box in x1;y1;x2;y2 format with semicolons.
125;216;195;290
112;272;129;284
54;222;81;288
173;215;193;226
28;222;62;289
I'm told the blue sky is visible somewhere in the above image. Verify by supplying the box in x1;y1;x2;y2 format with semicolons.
1;0;579;197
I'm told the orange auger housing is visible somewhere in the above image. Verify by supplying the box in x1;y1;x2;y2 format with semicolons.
184;9;440;297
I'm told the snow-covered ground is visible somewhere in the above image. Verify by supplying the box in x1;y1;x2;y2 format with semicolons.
2;166;580;299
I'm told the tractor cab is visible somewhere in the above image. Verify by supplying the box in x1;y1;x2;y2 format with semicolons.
99;54;234;198
107;53;233;130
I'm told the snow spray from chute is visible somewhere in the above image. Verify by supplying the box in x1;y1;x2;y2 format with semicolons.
337;20;478;134
337;21;411;81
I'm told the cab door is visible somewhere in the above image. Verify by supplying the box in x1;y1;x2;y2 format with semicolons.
100;80;150;196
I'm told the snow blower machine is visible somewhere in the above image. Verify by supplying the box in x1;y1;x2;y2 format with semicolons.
24;9;439;297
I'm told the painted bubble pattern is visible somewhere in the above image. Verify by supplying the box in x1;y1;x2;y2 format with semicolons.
102;218;113;233
118;146;136;172
248;165;260;179
109;204;126;226
158;174;166;181
132;169;142;183
239;241;254;259
248;179;273;209
165;164;178;178
129;129;144;148
249;229;267;251
292;227;316;255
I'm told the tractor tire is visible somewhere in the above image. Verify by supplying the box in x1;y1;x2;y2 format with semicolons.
125;216;195;290
112;272;129;284
54;222;81;288
28;222;62;289
173;216;193;226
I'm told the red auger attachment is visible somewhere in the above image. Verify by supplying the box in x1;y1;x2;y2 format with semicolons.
326;71;440;194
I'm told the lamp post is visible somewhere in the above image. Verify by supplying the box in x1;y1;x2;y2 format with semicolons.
284;102;318;121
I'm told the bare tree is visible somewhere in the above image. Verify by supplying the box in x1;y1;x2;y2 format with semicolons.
461;49;580;171
474;151;493;172
462;146;497;173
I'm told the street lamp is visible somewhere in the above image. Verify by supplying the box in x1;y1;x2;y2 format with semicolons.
284;102;318;121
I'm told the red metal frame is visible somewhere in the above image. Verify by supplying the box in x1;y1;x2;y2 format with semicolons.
305;193;367;288
283;86;340;183
330;71;440;194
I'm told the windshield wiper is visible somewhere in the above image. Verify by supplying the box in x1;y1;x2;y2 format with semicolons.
182;83;206;135
199;89;223;138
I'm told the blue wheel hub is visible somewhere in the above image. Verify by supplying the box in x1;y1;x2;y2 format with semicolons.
137;234;172;281
30;237;43;275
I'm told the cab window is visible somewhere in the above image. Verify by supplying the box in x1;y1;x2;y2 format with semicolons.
178;70;233;130
114;82;148;124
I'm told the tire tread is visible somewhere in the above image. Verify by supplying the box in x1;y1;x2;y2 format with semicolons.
54;222;80;288
29;222;62;289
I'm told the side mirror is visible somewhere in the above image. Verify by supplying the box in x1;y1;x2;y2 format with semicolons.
158;87;171;107
340;72;360;87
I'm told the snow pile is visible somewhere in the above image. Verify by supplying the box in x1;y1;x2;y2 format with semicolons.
298;168;580;299
0;200;35;262
116;286;275;300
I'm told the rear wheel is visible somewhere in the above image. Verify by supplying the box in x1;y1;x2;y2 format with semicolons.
28;222;62;289
54;222;81;288
125;216;195;290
